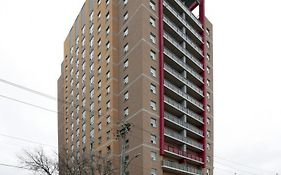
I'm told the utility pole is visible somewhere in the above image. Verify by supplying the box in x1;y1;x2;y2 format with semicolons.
117;122;131;175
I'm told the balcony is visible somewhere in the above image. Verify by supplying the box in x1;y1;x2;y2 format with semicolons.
163;1;202;41
164;48;203;84
164;112;203;138
164;63;203;97
164;95;203;125
164;79;203;111
164;127;203;151
164;144;203;164
164;32;203;71
163;16;203;57
162;160;202;175
164;0;203;31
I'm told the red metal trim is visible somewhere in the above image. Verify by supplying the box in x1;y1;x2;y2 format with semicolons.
189;1;199;11
159;0;165;156
199;0;207;168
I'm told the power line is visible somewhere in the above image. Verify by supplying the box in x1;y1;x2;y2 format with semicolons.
0;94;57;113
0;163;29;170
0;133;57;148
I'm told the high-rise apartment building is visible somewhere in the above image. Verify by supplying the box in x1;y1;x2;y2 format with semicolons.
58;0;213;174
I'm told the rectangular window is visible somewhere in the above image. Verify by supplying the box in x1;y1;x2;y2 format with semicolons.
150;0;156;11
106;86;110;94
124;91;129;101
151;151;156;161
124;43;129;53
98;25;101;33
124;75;129;85
124;107;129;117
106;116;111;125
106;12;110;20
150;118;156;128
124;27;128;37
124;59;128;69
98;109;102;117
106;71;110;80
106;41;110;50
150;33;156;44
106;101;110;109
106;27;110;35
90;24;94;34
124;12;128;21
90;11;94;21
97;11;101;19
150;67;156;77
123;0;128;5
150;101;156;111
106;56;110;64
150;135;156;144
150;84;156;94
98;122;102;131
150;17;156;27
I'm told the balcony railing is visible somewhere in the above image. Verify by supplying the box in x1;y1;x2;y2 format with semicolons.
164;80;203;110
164;63;203;96
162;160;202;175
164;16;203;56
163;0;203;38
164;95;203;123
164;112;203;136
164;0;203;29
164;127;203;150
164;32;203;70
164;48;203;83
164;144;203;163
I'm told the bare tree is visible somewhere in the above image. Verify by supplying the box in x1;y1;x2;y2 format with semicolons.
17;147;58;175
18;147;116;175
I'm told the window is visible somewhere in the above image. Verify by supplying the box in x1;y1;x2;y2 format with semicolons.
97;11;101;19
207;118;210;125
70;47;74;55
149;0;156;11
150;33;156;44
207;130;211;138
106;86;110;94
90;50;94;60
124;75;128;85
207;92;210;99
106;56;110;64
90;37;94;47
90;11;94;22
123;12;128;21
124;107;129;117
124;59;128;69
123;27;128;37
207;156;210;163
207;79;210;87
98;25;101;33
76;37;79;45
123;0;128;5
124;91;129;101
106;27;110;35
106;101;110;109
98;80;101;89
150;135;156;144
150;67;156;77
207;143;211;150
150;84;156;94
98;108;102;117
98;38;101;47
106;71;110;80
106;12;110;20
206;41;210;48
150;101;156;111
98;95;102;103
82;99;86;107
106;131;110;140
124;43;129;53
90;24;94;34
82;37;86;47
98;66;101;75
106;0;110;5
98;136;102;145
97;0;101;5
150;118;156;128
207;105;211;112
76;48;79;56
206;54;210;61
206;28;210;36
150;17;156;27
150;50;156;60
98;122;102;131
98;52;101;61
206;169;210;175
106;41;110;50
151;151;156;161
106;116;111;125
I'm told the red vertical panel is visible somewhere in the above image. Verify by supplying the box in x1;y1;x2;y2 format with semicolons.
199;0;207;168
159;0;164;155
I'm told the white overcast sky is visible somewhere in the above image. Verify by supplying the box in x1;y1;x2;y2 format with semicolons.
0;0;281;175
